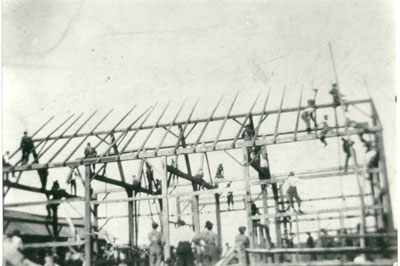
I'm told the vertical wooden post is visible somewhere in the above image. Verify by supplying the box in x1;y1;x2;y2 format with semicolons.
261;190;271;248
176;196;181;222
84;166;92;266
162;156;170;259
192;196;201;234
370;102;394;232
127;189;135;248
93;193;99;255
241;146;255;264
215;193;222;252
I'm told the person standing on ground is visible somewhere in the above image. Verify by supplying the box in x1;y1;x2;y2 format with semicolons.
148;222;165;266
193;221;219;266
84;142;97;173
300;100;316;134
172;219;195;266
284;171;303;214
342;138;355;172
20;131;38;165
235;227;249;266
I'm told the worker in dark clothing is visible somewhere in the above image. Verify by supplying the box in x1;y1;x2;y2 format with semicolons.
306;232;316;261
37;168;49;191
20;131;38;165
227;191;234;211
174;219;195;266
341;138;355;172
146;162;155;193
242;124;255;157
3;151;14;180
215;164;224;179
84;142;97;173
250;201;261;224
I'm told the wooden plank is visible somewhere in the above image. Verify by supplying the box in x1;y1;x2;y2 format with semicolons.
48;111;97;163
247;246;397;254
271;87;286;143
223;150;243;166
213;92;239;149
293;87;303;141
252;205;384;220
193;95;224;151
161;156;170;259
92;174;153;194
9;116;55;159
215;193;222;251
24;241;85;249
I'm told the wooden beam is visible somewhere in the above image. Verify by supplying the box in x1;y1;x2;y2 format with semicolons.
254;88;272;142
92;174;154;194
166;165;215;189
84;166;92;266
213;93;239;149
247;246;397;254
293;87;303;141
24;241;85;249
3;180;77;198
271;87;286;143
215;193;222;251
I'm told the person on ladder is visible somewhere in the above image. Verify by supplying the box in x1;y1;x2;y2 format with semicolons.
283;171;303;214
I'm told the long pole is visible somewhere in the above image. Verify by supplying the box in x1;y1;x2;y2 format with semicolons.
328;43;366;250
84;165;92;266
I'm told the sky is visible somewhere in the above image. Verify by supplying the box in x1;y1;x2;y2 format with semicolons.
2;0;397;245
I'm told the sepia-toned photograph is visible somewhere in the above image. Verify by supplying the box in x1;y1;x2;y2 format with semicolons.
1;0;397;265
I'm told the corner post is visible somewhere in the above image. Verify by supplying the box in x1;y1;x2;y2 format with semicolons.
84;165;92;266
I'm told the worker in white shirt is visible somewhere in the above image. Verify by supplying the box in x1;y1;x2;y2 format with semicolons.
284;171;303;214
173;219;195;266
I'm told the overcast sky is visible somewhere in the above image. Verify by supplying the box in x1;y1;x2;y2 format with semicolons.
2;0;397;244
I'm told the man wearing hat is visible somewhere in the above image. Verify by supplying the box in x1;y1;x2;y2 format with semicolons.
148;222;165;266
284;171;303;214
20;131;38;165
235;227;249;266
193;221;219;266
172;219;195;266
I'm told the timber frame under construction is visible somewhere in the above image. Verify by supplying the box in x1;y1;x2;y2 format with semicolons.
3;63;397;265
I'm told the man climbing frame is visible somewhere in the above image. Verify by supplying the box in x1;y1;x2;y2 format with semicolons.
301;100;316;134
341;138;355;172
284;171;303;214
